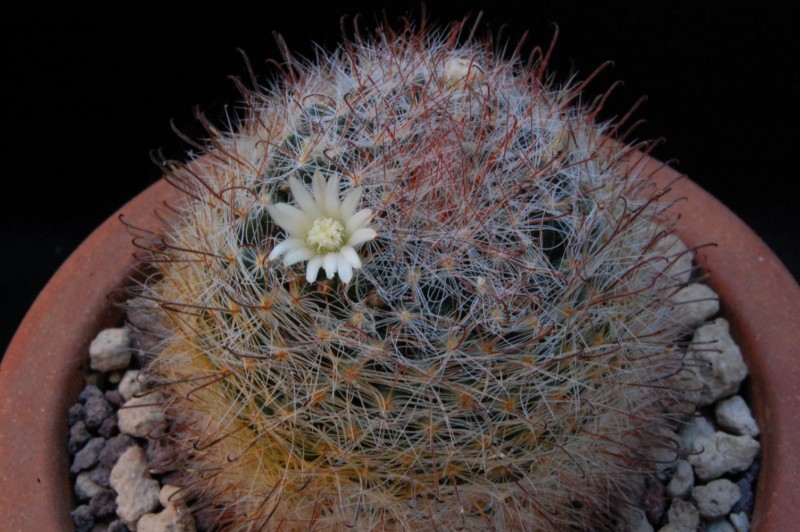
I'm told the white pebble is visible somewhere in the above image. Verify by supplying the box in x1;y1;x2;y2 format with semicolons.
118;394;165;438
706;518;736;532
670;283;719;327
667;460;694;498
667;498;700;531
652;233;694;284
715;395;760;437
109;446;160;528
678;318;748;405
138;505;197;532
119;369;143;402
729;512;750;532
89;328;132;372
692;478;741;519
138;484;196;532
688;431;760;481
680;415;715;452
160;484;184;507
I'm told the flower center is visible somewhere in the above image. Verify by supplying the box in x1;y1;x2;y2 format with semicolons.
307;217;346;253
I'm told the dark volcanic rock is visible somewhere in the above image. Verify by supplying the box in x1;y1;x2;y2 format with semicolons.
71;438;106;474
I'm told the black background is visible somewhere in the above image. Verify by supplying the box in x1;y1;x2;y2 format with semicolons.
3;1;798;357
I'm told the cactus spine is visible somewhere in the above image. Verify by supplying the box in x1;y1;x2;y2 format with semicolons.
131;19;692;531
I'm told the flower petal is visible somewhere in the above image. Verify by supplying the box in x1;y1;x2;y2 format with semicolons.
323;173;341;215
267;203;312;236
312;171;327;210
283;247;315;266
289;177;322;219
323;253;338;279
339;246;362;269
336;255;353;283
306;255;324;283
347;227;377;247
345;208;373;233
268;238;305;260
340;186;363;219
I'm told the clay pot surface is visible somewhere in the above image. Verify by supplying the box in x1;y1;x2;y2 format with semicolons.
0;179;180;530
1;157;798;530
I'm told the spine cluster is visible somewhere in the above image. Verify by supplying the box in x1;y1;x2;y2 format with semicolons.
130;19;692;531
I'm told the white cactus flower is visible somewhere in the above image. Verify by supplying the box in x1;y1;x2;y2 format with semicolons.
267;172;376;284
442;57;483;87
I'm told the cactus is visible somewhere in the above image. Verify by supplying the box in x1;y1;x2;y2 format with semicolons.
129;18;693;531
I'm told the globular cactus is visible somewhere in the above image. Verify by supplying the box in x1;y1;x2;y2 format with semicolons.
129;18;693;531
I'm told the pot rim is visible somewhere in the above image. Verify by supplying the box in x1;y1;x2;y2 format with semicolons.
1;157;797;529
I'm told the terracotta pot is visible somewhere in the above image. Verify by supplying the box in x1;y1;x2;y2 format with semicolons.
1;157;798;530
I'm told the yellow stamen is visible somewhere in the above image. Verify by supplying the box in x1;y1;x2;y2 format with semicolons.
306;217;345;253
